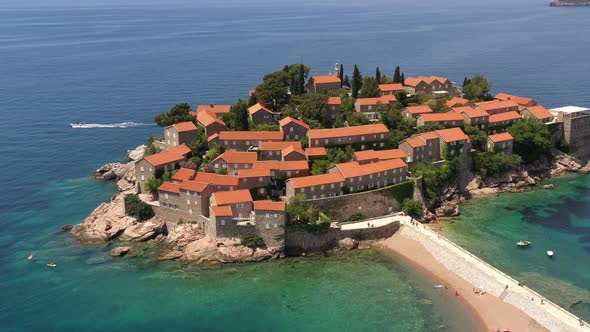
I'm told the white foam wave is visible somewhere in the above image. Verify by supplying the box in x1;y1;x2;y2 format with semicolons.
70;122;151;129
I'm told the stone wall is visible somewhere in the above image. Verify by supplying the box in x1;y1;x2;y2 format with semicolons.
285;220;400;255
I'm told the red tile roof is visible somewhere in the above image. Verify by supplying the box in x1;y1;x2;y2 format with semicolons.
248;103;274;116
159;182;181;194
418;112;464;123
197;104;231;114
210;205;233;217
445;97;469;108
401;136;426;148
278;116;311;130
252;160;309;172
207;133;219;142
196;110;225;127
282;144;305;157
311;75;341;84
475;100;519;113
308;124;389;140
420;131;440;140
354;149;407;162
238;169;271;178
434;128;469;143
172;168;196;182
211;189;253;206
488;111;521;124
525;106;553;121
172;121;197;132
378;83;404;92
260;141;302;151
333;159;407;179
212;150;258;164
305;147;327;157
405;105;433;114
179;180;209;193
327;96;341;105
219;131;283;141
194;172;239;187
456;107;489;118
289;173;345;189
356;95;396;106
144;144;191;166
404;76;449;87
495;93;535;106
488;132;514;143
253;200;286;211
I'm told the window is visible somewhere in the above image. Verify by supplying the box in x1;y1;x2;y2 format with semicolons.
361;136;365;141
220;220;225;226
165;193;169;199
331;184;334;189
141;175;145;181
265;213;270;218
265;223;270;229
273;223;278;227
259;177;263;182
237;203;243;208
189;209;193;215
290;127;293;132
149;167;152;172
311;186;315;192
186;199;190;205
166;132;170;137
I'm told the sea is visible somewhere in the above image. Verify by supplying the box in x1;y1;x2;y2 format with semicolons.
0;0;589;330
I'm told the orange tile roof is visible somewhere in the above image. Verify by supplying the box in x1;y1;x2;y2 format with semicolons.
194;172;239;186
525;106;553;120
488;111;521;124
308;124;389;140
159;182;181;194
197;104;231;114
327;96;341;105
211;189;253;205
238;168;271;178
248;103;274;116
289;173;345;189
282;144;305;157
219;131;283;141
456;107;489;118
418;112;464;123
179;180;209;193
420;131;440;140
334;159;407;179
356;95;396;106
207;133;219;142
445;97;469;108
354;149;407;162
172;121;197;132
260;141;302;151
278;116;311;130
401;136;426;148
495;93;535;106
144;144;191;166
434;128;469;143
488;132;514;143
405;105;433;114
249;89;256;97
475;100;519;112
404;76;449;87
305;147;327;157
212;150;258;164
311;75;341;84
252;160;309;171
378;83;404;92
172;168;196;182
210;205;233;217
196;110;225;127
253;200;286;211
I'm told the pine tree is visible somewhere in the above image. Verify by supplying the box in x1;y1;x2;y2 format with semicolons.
282;65;289;72
463;77;469;89
231;99;250;131
393;66;401;83
400;72;405;86
339;64;344;86
352;65;362;99
375;67;381;83
343;75;350;88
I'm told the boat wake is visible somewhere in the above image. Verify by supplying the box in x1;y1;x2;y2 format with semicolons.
70;122;151;129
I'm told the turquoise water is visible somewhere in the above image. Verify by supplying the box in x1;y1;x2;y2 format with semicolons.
441;174;590;321
2;0;590;330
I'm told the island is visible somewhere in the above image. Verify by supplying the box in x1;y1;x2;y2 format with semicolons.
550;0;590;6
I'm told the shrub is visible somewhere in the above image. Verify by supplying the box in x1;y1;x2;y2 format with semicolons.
473;152;522;177
124;194;154;221
387;181;414;204
508;118;551;164
402;199;423;217
144;177;163;197
241;236;266;248
348;213;365;221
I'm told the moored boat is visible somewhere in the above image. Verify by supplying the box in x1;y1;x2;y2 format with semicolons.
547;250;554;258
516;240;531;247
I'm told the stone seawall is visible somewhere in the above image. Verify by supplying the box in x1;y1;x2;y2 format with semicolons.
285;220;400;255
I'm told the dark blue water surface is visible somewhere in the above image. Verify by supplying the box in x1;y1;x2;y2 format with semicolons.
1;0;589;330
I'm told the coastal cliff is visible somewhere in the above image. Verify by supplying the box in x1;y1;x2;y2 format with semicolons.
550;0;590;6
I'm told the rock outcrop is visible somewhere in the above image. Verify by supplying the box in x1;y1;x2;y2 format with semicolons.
158;250;183;261
110;246;132;257
94;163;125;180
127;145;146;162
118;217;167;242
182;238;279;264
336;238;359;251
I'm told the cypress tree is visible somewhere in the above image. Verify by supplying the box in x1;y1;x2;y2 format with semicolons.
339;63;344;86
298;64;305;95
393;66;401;83
351;65;362;99
375;67;381;83
400;72;405;86
462;77;469;89
343;75;350;88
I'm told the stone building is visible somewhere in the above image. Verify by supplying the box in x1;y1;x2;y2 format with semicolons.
487;132;514;154
211;131;284;151
488;111;521;132
353;149;407;164
196;104;231;115
416;112;464;128
135;144;191;193
279;116;310;141
252;160;309;178
475;100;519;115
378;83;404;96
248;103;280;124
211;150;258;175
521;105;554;123
454;106;489;128
306;75;341;94
307;123;389;148
237;169;272;193
403;76;451;94
399;128;469;164
354;95;397;121
401;105;433;119
328;159;408;194
326;96;343;121
286;173;345;200
196;110;226;137
551;106;590;158
494;93;536;108
259;141;303;160
162;121;199;148
445;97;473;108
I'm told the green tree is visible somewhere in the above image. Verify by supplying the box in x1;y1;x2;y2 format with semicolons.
311;159;332;175
343;74;350;88
393;66;401;83
463;75;492;100
400;73;405;86
351;64;362;99
402;199;423;217
154;103;194;126
375;67;382;83
359;76;380;98
124;194;154;221
256;70;291;111
338;63;344;86
462;77;469;89
508;118;551;164
463;123;487;151
144;177;163;197
473;152;522;177
231;99;250;131
412;158;461;204
286;194;312;223
241;235;266;248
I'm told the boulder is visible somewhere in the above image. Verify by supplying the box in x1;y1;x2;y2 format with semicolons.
580;162;590;174
162;224;202;250
158;250;183;261
526;176;537;186
435;202;460;217
110;246;132;257
465;176;482;191
114;162;134;178
102;170;117;180
182;237;277;264
71;194;136;243
119;217;167;242
127;145;146;162
61;224;73;231
543;184;555;190
94;163;125;180
337;238;359;251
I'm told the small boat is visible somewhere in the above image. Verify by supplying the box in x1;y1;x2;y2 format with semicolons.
47;262;57;267
547;251;554;258
433;284;444;289
516;240;531;247
27;253;33;260
70;122;83;128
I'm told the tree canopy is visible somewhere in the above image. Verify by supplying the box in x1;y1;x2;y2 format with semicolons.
463;75;492;100
231;99;250;131
358;76;380;98
473;152;522;177
351;65;362;99
508;117;552;164
154;103;194;126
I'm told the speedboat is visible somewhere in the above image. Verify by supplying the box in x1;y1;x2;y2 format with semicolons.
516;240;531;247
547;251;554;258
47;262;57;267
27;253;33;260
70;122;83;128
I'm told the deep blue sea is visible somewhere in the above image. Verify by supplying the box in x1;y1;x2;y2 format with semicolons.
1;0;589;330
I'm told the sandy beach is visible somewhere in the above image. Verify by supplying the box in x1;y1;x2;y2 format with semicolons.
375;216;589;332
